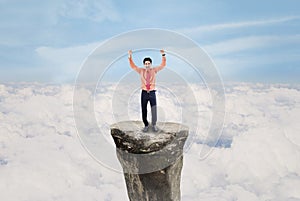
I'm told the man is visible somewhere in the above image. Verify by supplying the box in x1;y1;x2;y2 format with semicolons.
128;49;166;132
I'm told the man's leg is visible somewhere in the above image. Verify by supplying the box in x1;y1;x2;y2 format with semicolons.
141;90;149;126
149;91;157;126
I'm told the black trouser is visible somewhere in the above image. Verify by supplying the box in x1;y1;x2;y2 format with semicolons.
141;90;157;126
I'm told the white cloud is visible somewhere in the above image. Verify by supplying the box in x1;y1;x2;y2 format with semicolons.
35;42;101;82
180;16;300;36
196;34;300;80
0;82;300;200
36;42;100;63
203;34;300;56
34;29;222;83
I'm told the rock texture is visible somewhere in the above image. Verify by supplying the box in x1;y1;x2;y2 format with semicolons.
110;121;189;201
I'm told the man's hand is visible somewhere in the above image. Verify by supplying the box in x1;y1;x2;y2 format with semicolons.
128;50;132;58
160;49;165;54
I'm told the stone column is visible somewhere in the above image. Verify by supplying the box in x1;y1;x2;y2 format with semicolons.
110;121;189;201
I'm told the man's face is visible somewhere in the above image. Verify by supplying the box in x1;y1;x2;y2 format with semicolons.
144;61;151;69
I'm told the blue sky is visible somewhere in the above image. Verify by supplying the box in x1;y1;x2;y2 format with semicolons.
0;0;300;83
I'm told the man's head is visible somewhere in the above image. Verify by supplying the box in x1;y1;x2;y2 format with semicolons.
143;57;152;68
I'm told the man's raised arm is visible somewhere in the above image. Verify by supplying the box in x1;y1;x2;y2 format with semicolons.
128;50;141;73
154;49;166;73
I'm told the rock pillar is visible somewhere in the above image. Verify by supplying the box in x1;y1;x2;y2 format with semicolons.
110;121;189;201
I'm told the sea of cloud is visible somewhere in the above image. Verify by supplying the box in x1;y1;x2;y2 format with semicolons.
0;82;299;201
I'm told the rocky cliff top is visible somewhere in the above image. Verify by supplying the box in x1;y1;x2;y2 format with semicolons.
110;121;189;154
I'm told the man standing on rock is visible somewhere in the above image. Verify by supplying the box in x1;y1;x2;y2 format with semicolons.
128;49;166;132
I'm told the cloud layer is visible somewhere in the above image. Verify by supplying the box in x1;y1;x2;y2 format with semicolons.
0;82;299;200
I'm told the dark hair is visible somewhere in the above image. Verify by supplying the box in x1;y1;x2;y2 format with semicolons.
143;57;152;64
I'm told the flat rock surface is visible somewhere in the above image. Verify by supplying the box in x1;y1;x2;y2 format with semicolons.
110;121;188;154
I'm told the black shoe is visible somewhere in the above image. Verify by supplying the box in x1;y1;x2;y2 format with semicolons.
152;125;158;132
142;126;149;132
